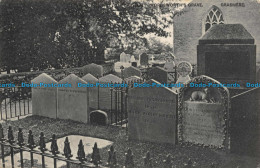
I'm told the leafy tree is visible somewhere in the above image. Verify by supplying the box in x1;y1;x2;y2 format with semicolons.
0;0;174;73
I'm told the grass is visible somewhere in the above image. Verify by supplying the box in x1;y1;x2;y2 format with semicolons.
0;116;259;168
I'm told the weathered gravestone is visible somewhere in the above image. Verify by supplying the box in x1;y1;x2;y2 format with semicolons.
130;55;136;62
140;53;149;66
32;73;57;118
120;52;131;63
57;74;89;123
148;67;168;84
178;75;230;149
164;55;176;71
82;73;98;109
230;87;260;156
98;74;123;110
128;79;177;144
122;66;142;79
82;63;104;78
197;24;256;86
176;61;192;84
90;110;108;126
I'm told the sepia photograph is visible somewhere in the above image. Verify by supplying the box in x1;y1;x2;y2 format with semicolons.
0;0;259;167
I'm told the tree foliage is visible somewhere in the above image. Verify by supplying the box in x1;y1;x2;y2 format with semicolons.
0;0;174;72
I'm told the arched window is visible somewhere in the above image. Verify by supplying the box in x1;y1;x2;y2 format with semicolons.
205;6;224;32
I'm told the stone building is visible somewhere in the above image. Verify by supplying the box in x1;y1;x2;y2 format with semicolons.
173;0;260;64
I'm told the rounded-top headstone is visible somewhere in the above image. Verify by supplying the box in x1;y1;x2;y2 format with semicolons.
130;55;136;62
82;73;98;84
176;61;192;77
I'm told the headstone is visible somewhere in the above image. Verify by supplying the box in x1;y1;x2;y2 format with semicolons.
82;63;104;78
130;55;136;62
128;79;177;144
176;61;192;84
98;74;123;110
164;56;175;71
148;67;168;84
230;88;260;156
122;66;142;79
140;53;149;66
178;75;230;149
197;24;256;86
82;73;98;109
31;73;57;118
89;110;108;125
57;74;89;123
120;52;131;63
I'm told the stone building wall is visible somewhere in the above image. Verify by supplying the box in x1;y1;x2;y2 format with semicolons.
173;0;260;64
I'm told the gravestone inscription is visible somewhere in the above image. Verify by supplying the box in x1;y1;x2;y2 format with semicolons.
178;75;230;149
128;79;177;144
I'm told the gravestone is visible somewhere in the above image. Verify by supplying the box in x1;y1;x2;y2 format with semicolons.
176;61;192;84
130;55;136;62
120;52;131;63
32;73;57;118
57;74;89;123
82;63;104;78
230;88;260;156
140;53;149;66
98;74;123;110
128;79;177;144
82;73;98;109
90;110;108;125
178;75;230;149
122;66;142;79
148;67;168;84
197;24;256;86
164;55;176;71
